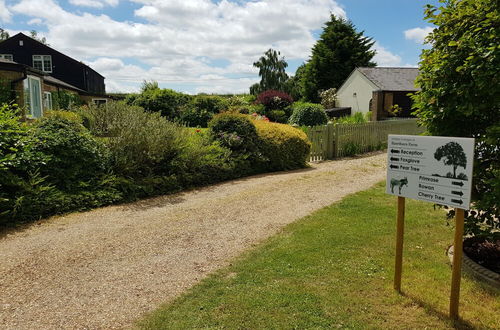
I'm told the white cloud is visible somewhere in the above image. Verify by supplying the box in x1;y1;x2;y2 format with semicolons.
9;0;346;93
0;0;12;23
404;27;433;44
372;42;403;67
69;0;118;8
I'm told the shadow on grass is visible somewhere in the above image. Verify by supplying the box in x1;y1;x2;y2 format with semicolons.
400;291;475;330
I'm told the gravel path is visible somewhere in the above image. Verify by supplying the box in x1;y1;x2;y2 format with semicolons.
0;152;387;329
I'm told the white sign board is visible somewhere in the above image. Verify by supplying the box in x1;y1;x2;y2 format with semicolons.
386;135;474;209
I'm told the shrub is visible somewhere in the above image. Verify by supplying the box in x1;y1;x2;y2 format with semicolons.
80;102;183;177
171;130;236;186
256;90;293;111
288;102;328;126
208;113;259;153
126;88;192;119
52;90;83;110
267;110;288;123
179;107;214;128
319;88;337;109
412;0;500;237
335;112;367;124
26;116;111;190
191;95;229;114
253;120;311;171
44;110;82;123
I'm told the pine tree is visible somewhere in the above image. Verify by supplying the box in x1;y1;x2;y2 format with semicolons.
302;15;376;102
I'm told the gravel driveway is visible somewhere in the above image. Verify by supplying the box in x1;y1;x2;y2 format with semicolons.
0;152;386;329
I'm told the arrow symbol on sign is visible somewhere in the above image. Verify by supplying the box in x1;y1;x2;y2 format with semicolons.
452;181;464;187
451;199;463;205
390;149;400;154
390;157;400;162
451;191;464;196
390;165;399;169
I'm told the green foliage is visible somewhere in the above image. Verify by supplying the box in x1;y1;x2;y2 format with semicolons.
0;78;12;104
208;113;259;154
412;0;500;237
267;110;288;123
251;49;289;95
334;112;367;124
0;28;9;41
27;117;111;190
171;131;236;186
52;90;83;110
302;15;376;102
179;95;229;127
80;102;182;177
126;87;192;119
288;102;328;126
253;120;311;171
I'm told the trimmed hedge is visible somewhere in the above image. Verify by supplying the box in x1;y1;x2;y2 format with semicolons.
253;120;311;171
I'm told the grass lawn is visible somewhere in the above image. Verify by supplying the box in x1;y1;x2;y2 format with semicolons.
137;182;499;329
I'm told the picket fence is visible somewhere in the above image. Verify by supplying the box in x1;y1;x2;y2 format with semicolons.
304;119;424;161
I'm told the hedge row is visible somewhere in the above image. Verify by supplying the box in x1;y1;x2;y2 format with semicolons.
0;103;310;227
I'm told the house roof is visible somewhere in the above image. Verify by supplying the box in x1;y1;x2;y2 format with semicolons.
357;67;419;91
44;75;85;92
0;33;105;79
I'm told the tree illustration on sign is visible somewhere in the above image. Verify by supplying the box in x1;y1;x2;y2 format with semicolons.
434;142;467;179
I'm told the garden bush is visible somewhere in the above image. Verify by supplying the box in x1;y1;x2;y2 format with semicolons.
179;95;229;127
255;90;293;111
26;116;112;190
208;113;259;153
253;120;311;171
288;102;328;126
126;88;192;119
171;130;237;185
80;102;183;177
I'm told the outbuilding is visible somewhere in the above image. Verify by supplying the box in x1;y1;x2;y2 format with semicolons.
336;67;419;120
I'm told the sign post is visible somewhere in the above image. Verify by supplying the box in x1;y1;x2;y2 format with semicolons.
386;135;474;319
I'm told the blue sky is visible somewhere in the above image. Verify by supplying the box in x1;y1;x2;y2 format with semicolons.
0;0;438;94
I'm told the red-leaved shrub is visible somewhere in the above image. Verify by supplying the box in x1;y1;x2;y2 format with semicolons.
255;90;293;110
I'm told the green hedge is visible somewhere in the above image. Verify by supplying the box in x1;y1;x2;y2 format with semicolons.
1;103;312;227
253;120;311;171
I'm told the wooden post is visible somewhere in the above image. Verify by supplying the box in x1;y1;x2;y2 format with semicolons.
394;196;405;293
450;208;465;319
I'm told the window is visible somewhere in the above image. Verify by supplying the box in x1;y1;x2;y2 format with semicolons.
43;92;52;110
33;55;52;72
92;98;108;106
0;54;13;61
23;76;43;118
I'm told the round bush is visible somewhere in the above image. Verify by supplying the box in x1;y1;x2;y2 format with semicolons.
288;102;328;126
253;120;311;171
208;113;258;152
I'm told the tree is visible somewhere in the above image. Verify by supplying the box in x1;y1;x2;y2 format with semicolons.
29;30;49;46
0;28;9;41
302;15;376;102
251;48;289;95
413;0;499;237
434;142;467;179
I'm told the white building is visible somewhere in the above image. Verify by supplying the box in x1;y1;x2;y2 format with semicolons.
336;67;419;120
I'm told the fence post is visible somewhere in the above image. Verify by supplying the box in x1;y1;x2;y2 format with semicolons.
333;124;339;158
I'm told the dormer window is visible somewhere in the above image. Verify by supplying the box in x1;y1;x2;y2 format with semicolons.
0;54;13;61
33;55;52;72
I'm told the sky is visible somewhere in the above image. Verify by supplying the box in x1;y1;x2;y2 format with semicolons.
0;0;438;94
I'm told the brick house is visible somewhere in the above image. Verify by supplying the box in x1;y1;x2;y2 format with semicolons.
0;33;107;118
